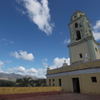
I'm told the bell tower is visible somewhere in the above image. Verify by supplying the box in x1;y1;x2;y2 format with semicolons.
68;10;100;65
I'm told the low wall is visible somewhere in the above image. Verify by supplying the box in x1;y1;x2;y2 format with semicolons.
0;87;61;94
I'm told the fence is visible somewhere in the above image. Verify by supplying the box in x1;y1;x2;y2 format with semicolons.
0;87;61;94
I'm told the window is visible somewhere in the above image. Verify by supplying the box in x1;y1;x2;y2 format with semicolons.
95;47;98;52
80;14;82;16
80;24;82;27
59;79;61;86
79;53;82;58
91;77;97;82
76;30;81;41
74;16;76;18
89;30;92;34
75;23;78;28
52;79;55;86
49;79;51;86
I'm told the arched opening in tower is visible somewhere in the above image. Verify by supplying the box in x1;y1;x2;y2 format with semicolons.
76;30;81;41
75;23;78;28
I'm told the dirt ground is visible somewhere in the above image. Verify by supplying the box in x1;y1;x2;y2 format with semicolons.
7;93;100;100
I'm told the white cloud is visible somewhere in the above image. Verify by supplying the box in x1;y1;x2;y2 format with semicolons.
9;41;14;44
10;50;34;61
11;66;46;78
0;61;4;68
60;32;62;35
42;62;48;68
0;68;3;72
37;68;46;78
4;60;12;63
93;20;100;30
93;20;100;41
13;66;38;76
1;38;7;41
93;31;100;41
2;57;70;78
42;58;48;68
0;60;12;68
0;38;14;44
42;58;48;62
16;7;26;14
16;0;54;35
64;38;70;44
13;66;37;73
42;57;70;70
13;66;26;72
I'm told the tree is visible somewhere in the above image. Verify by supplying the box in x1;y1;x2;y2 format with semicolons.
0;80;15;87
16;77;33;87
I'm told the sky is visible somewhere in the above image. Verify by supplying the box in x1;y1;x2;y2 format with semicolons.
0;0;100;78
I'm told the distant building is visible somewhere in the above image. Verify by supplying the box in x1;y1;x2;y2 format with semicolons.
46;11;100;95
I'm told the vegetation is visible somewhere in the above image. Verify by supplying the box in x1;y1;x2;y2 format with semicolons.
0;77;46;87
0;80;15;87
16;77;33;87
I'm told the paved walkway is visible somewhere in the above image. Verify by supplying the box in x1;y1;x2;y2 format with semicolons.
7;93;100;100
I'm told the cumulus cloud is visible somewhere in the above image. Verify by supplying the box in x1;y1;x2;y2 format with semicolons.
93;20;100;41
11;66;40;77
10;50;34;61
93;20;100;30
13;66;37;73
64;38;70;44
0;61;4;68
42;57;70;70
16;0;54;35
50;57;70;69
10;66;46;78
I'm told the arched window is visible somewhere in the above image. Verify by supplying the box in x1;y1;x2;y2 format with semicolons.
95;47;98;52
76;30;81;41
75;23;78;28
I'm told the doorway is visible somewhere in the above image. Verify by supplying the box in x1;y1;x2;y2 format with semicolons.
59;79;61;86
72;78;80;93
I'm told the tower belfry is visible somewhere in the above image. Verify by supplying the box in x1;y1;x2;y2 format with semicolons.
68;10;100;65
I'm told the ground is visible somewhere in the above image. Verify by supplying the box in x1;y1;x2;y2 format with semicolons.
7;93;100;100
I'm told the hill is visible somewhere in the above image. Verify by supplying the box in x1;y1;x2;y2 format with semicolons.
0;73;37;80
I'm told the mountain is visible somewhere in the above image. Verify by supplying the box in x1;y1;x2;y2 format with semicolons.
0;73;37;80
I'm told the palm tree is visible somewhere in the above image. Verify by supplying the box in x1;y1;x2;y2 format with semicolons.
0;80;15;87
16;77;33;87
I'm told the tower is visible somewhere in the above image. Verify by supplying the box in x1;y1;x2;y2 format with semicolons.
67;11;100;65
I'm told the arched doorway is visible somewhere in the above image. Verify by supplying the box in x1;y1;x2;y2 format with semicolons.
76;30;81;41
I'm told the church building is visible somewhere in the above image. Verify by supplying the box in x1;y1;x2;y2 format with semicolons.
46;11;100;95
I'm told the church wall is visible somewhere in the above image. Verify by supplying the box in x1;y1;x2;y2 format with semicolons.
70;42;90;64
93;42;100;59
47;72;100;95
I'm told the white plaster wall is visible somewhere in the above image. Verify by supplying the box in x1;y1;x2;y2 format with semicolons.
70;42;90;63
93;42;100;59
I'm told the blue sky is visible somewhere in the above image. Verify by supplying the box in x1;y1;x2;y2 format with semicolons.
0;0;100;78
